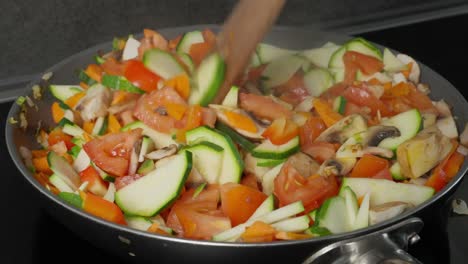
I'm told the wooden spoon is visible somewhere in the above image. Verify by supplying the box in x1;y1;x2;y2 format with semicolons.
212;0;286;104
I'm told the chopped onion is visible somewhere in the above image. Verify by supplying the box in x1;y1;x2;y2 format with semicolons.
19;146;33;170
103;183;116;202
452;199;468;215
50;141;68;156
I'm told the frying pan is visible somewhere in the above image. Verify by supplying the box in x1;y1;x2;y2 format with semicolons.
6;25;468;264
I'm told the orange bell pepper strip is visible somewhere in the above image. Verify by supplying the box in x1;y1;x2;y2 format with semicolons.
64;92;85;109
262;117;299;145
240;221;277;242
107;114;122;133
275;231;312;240
221;184;267;226
165;103;188;120
79;166;108;197
168;35;182;50
80;191;126;225
51;102;65;123
33;156;52;174
313;98;343;127
32;149;48;158
84;64;104;83
224;110;258;133
83;121;95;134
164;74;191;100
401;62;413;79
350;154;389;178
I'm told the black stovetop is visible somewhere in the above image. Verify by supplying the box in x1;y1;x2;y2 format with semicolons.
2;14;468;264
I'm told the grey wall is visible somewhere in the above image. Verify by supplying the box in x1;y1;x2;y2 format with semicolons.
0;0;465;81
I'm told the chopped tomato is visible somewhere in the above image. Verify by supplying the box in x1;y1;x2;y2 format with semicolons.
274;162;339;213
166;186;231;239
301;141;336;164
239;93;292;121
124;60;161;93
262;117;299;145
48;127;74;150
79;166;109;196
168;35;182;50
80;191;126;225
275;73;310;106
189;29;217;66
299;116;327;146
313;98;343;127
83;129;142;177
426;142;465;191
350;154;390;178
133;87;187;133
343;86;391;116
241;173;260;190
343;51;384;84
247;65;267;83
220;183;267;226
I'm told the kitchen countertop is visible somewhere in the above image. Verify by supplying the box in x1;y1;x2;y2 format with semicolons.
2;14;468;264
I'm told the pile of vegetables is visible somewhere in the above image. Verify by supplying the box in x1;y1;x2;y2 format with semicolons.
14;28;468;242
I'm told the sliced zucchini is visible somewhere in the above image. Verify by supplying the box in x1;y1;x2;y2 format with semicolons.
215;122;256;151
101;75;145;94
125;215;153;231
221;85;239;108
378;109;422;150
78;70;97;86
179;53;195;73
300;42;340;68
353;192;370;230
91;116;108;136
346;38;382;60
93;163;115;182
122;121;177;149
188;52;225;106
49;85;83;102
316;196;348;234
308;209;317;222
73;148;91;173
261;162;285;196
390;162;406;181
340;177;434;207
137;159;155;175
261;55;307;92
115;152;192;217
305;226;331;236
303;67;334;97
251;136;300;159
333;96;347;115
256;43;296;64
143;48;186;80
248;194;275;219
186;126;243;184
328;46;347;69
256;157;285;167
62;123;86;138
192;182;207;198
103;182;116;202
139;136;155;162
249;50;262;68
383;48;408;72
271;215;310;232
48;151;80;191
340;186;359;230
49;174;74;193
58;192;83;208
176;31;205;54
183;141;224;184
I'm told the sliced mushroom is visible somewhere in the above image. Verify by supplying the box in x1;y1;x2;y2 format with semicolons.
396;54;420;83
318;158;356;177
336;126;400;159
146;144;178;160
369;202;412;225
286;152;320;178
209;104;266;139
75;84;112;122
315;114;367;144
397;125;453;178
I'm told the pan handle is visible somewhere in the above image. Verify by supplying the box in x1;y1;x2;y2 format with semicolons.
302;217;424;264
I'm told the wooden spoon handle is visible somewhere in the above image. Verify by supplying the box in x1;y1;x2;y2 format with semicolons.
212;0;286;104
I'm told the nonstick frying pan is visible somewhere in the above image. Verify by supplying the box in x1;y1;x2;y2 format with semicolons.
6;25;468;264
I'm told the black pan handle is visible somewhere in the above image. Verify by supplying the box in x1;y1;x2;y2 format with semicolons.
302;218;424;264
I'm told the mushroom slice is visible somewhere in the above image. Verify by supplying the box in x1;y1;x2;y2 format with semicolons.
286;152;320;178
315;114;367;144
336;126;400;159
369;201;412;225
396;54;420;83
75;84;112;122
209;104;266;139
146;144;178;160
318;158;356;177
397;125;453;178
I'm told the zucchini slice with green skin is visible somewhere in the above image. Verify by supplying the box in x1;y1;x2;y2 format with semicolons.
48;151;81;191
300;42;340;68
176;31;205;54
260;55;307;91
186;126;243;184
62;123;86;138
115;152;192;217
137;159;155;176
58;192;83;208
339;177;434;207
179;53;195;73
101;75;145;94
271;215;310;232
182;141;224;184
73;148;91;173
221;85;239;108
215;122;256;151
143;48;186;80
303;67;334;97
256;43;296;64
49;85;84;102
256;157;285;167
248;194;275;219
305;226;331;236
251;136;300;159
78;70;97;86
125;215;153;231
383;48;408;72
49;174;74;193
122;121;177;149
315;196;348;234
390;162;406;181
188;52;226;106
378;109;422;150
91;116;108;136
340;186;359;230
333;96;347;115
261;162;285;196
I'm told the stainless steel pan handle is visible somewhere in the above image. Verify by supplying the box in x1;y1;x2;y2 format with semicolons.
302;218;424;264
